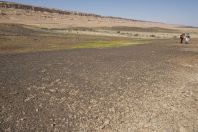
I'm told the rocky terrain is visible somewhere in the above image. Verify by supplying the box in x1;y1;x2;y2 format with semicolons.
0;39;198;131
0;1;198;131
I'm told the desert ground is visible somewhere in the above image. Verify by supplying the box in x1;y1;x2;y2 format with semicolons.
0;1;198;132
1;1;198;39
0;38;198;131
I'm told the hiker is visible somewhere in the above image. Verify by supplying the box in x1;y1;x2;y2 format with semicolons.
184;33;190;44
180;33;185;44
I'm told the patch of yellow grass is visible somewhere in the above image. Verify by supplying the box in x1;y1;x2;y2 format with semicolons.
71;40;149;49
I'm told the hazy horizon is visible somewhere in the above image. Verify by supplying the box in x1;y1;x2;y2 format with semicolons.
2;0;198;27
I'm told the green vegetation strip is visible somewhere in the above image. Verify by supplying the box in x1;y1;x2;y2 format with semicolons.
0;23;150;53
0;36;149;54
71;40;148;49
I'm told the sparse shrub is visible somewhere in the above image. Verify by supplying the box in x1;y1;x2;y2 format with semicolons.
134;34;139;37
173;36;177;38
1;12;7;16
41;27;48;30
150;35;156;37
117;31;120;33
16;13;21;15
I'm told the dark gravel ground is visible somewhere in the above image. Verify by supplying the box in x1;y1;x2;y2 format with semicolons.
0;39;198;132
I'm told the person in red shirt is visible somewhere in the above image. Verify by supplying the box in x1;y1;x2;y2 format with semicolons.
180;33;185;44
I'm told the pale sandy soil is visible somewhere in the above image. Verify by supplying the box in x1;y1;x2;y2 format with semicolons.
1;8;198;38
0;8;175;28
